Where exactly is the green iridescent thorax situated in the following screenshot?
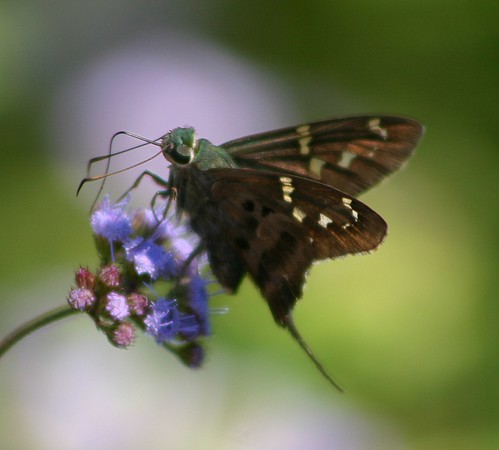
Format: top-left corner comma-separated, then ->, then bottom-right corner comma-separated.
194,138 -> 238,170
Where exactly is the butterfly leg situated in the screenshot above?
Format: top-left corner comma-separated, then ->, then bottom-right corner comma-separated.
116,170 -> 176,223
150,185 -> 177,223
118,170 -> 169,200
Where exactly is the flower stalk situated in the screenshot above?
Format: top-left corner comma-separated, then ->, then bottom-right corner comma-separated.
0,306 -> 79,357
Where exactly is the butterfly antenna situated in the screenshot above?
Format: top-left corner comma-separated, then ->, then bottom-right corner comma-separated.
85,131 -> 162,174
77,149 -> 163,209
285,316 -> 343,392
78,131 -> 163,211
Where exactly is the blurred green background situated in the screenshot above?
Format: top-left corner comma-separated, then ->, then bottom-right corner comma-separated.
1,1 -> 498,449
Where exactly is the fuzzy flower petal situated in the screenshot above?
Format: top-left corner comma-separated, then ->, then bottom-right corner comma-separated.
70,195 -> 224,369
144,298 -> 179,343
105,292 -> 130,320
188,274 -> 211,335
125,238 -> 178,279
141,207 -> 171,239
91,195 -> 133,242
173,236 -> 198,261
67,288 -> 96,311
177,314 -> 201,340
145,298 -> 201,343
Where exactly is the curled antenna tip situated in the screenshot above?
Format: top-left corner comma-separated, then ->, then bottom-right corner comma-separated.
76,178 -> 88,196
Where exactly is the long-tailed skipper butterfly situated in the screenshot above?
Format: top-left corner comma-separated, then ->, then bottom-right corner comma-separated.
80,115 -> 423,390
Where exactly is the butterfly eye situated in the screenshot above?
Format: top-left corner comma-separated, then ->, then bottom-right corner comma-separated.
167,143 -> 195,166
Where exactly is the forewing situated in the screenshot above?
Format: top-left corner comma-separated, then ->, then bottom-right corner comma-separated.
205,168 -> 387,324
222,115 -> 423,197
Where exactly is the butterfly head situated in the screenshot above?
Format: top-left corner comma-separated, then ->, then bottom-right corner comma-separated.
161,127 -> 197,166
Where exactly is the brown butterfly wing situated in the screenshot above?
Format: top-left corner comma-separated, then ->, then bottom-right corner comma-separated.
222,115 -> 423,197
199,169 -> 386,325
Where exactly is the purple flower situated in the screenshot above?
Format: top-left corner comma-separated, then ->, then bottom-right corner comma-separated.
173,235 -> 199,261
141,207 -> 171,239
68,288 -> 96,311
177,314 -> 202,340
105,292 -> 130,320
188,274 -> 211,336
91,195 -> 133,242
67,195 -> 225,367
144,298 -> 179,342
144,298 -> 201,343
124,237 -> 178,279
144,202 -> 201,260
111,322 -> 135,348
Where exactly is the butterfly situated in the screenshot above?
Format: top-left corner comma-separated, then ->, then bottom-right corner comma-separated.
81,114 -> 423,389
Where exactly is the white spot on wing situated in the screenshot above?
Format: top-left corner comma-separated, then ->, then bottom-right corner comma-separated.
309,157 -> 326,178
296,125 -> 312,155
342,197 -> 358,222
368,118 -> 388,139
318,213 -> 333,228
280,176 -> 294,203
337,152 -> 356,168
292,207 -> 306,222
299,137 -> 312,155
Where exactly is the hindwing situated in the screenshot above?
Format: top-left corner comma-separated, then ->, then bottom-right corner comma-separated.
198,168 -> 386,325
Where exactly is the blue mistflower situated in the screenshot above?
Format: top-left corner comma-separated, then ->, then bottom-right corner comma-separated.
67,288 -> 96,311
177,314 -> 202,340
141,207 -> 173,240
144,298 -> 180,343
125,237 -> 178,280
91,195 -> 133,242
188,273 -> 211,336
145,298 -> 201,343
64,195 -> 224,365
105,292 -> 130,320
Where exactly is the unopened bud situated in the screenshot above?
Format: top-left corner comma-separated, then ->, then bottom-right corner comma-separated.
75,267 -> 95,289
99,264 -> 121,287
111,322 -> 135,348
128,293 -> 149,316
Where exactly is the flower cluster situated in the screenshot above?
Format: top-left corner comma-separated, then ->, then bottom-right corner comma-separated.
67,196 -> 217,368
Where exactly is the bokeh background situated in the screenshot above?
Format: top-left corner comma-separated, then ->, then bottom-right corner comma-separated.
1,1 -> 498,449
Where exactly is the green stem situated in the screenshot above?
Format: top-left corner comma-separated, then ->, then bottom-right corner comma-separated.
0,306 -> 80,358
